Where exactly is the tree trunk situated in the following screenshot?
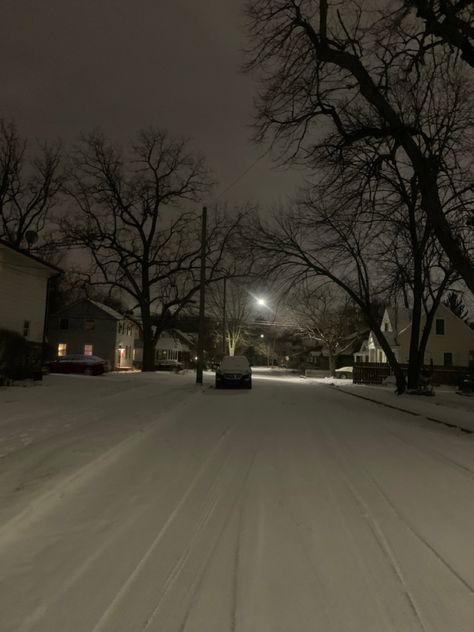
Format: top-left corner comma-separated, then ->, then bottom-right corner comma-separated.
328,353 -> 336,377
407,262 -> 423,390
370,321 -> 406,394
142,329 -> 156,371
141,306 -> 155,372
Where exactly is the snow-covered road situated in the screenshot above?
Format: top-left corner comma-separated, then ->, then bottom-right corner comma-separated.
1,370 -> 473,631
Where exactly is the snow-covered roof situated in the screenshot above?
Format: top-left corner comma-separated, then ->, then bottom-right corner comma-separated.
0,238 -> 62,275
88,300 -> 125,321
386,306 -> 412,334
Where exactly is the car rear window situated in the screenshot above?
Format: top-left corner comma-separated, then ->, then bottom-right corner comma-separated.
220,356 -> 250,370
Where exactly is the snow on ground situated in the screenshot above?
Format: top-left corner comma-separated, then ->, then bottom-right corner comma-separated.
310,375 -> 474,432
0,369 -> 473,631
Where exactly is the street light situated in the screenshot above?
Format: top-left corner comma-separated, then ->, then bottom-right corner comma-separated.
256,297 -> 267,307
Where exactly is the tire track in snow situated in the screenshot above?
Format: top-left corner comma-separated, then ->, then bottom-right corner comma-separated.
278,418 -> 403,632
172,449 -> 258,632
368,472 -> 474,593
318,416 -> 474,631
323,416 -> 474,595
138,444 -> 240,631
318,425 -> 429,632
89,422 -> 237,632
0,389 -> 200,550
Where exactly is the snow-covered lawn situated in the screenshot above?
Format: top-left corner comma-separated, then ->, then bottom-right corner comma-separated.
1,369 -> 473,631
310,376 -> 474,432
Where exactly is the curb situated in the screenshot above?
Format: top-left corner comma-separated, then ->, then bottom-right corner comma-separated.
332,386 -> 473,435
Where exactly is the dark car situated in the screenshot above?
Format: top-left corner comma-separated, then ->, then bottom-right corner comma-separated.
46,354 -> 108,376
156,359 -> 184,371
215,355 -> 252,389
457,372 -> 474,393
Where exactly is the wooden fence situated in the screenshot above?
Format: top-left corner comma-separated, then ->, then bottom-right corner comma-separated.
353,363 -> 469,386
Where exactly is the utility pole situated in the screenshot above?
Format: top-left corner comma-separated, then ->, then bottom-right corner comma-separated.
222,276 -> 227,356
196,205 -> 207,384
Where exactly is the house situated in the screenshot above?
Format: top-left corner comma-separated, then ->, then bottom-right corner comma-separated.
354,304 -> 474,368
0,239 -> 60,344
133,330 -> 195,368
47,299 -> 138,369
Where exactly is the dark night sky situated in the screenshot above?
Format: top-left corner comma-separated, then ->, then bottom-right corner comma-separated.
1,0 -> 301,206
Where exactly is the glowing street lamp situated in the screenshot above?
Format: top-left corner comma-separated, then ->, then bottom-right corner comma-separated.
256,297 -> 267,307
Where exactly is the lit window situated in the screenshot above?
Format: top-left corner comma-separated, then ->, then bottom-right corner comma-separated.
435,319 -> 445,335
84,344 -> 93,356
23,320 -> 30,337
84,319 -> 95,331
58,343 -> 67,356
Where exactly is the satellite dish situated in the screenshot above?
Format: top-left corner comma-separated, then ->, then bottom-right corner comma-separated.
25,231 -> 38,248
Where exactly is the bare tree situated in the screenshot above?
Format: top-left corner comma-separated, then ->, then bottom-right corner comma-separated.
248,148 -> 458,393
209,279 -> 254,356
289,284 -> 361,376
404,1 -> 474,66
0,120 -> 62,249
62,128 -> 244,371
336,138 -> 458,388
244,1 -> 474,293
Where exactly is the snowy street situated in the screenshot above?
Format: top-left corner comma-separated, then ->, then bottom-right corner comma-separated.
1,370 -> 474,631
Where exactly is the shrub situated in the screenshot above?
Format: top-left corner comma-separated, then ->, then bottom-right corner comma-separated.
0,329 -> 42,381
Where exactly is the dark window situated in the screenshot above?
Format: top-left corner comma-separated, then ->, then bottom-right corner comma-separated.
84,319 -> 95,331
59,318 -> 69,330
384,323 -> 389,331
444,352 -> 453,367
23,320 -> 30,337
435,319 -> 445,335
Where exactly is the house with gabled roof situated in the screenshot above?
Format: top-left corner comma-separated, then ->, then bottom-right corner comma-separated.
133,329 -> 195,368
47,298 -> 138,369
354,304 -> 474,368
0,238 -> 61,344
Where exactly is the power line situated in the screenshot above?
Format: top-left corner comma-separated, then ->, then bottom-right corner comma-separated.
214,147 -> 272,202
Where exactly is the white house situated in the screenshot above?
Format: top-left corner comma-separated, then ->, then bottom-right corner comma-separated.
0,239 -> 60,343
354,304 -> 474,367
47,299 -> 138,369
133,330 -> 195,367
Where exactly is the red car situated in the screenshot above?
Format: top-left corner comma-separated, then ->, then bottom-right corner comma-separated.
46,354 -> 108,376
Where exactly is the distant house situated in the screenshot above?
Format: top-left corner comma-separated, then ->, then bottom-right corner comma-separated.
47,299 -> 138,369
0,239 -> 60,344
354,304 -> 474,367
133,330 -> 195,368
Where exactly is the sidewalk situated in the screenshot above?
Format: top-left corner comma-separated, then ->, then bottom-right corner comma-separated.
320,378 -> 474,434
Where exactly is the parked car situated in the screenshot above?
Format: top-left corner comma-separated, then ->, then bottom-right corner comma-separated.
215,355 -> 252,389
46,354 -> 108,376
334,366 -> 353,379
156,359 -> 184,371
457,371 -> 474,393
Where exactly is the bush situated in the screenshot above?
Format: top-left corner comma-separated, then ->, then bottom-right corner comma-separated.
0,329 -> 43,381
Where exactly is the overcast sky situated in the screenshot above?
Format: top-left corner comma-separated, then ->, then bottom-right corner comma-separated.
1,0 -> 301,207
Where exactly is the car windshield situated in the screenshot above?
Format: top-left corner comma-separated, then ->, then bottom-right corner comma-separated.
220,356 -> 250,371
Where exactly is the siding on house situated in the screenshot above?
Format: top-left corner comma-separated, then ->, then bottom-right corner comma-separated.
357,304 -> 474,368
400,304 -> 474,366
0,241 -> 59,343
47,300 -> 137,369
